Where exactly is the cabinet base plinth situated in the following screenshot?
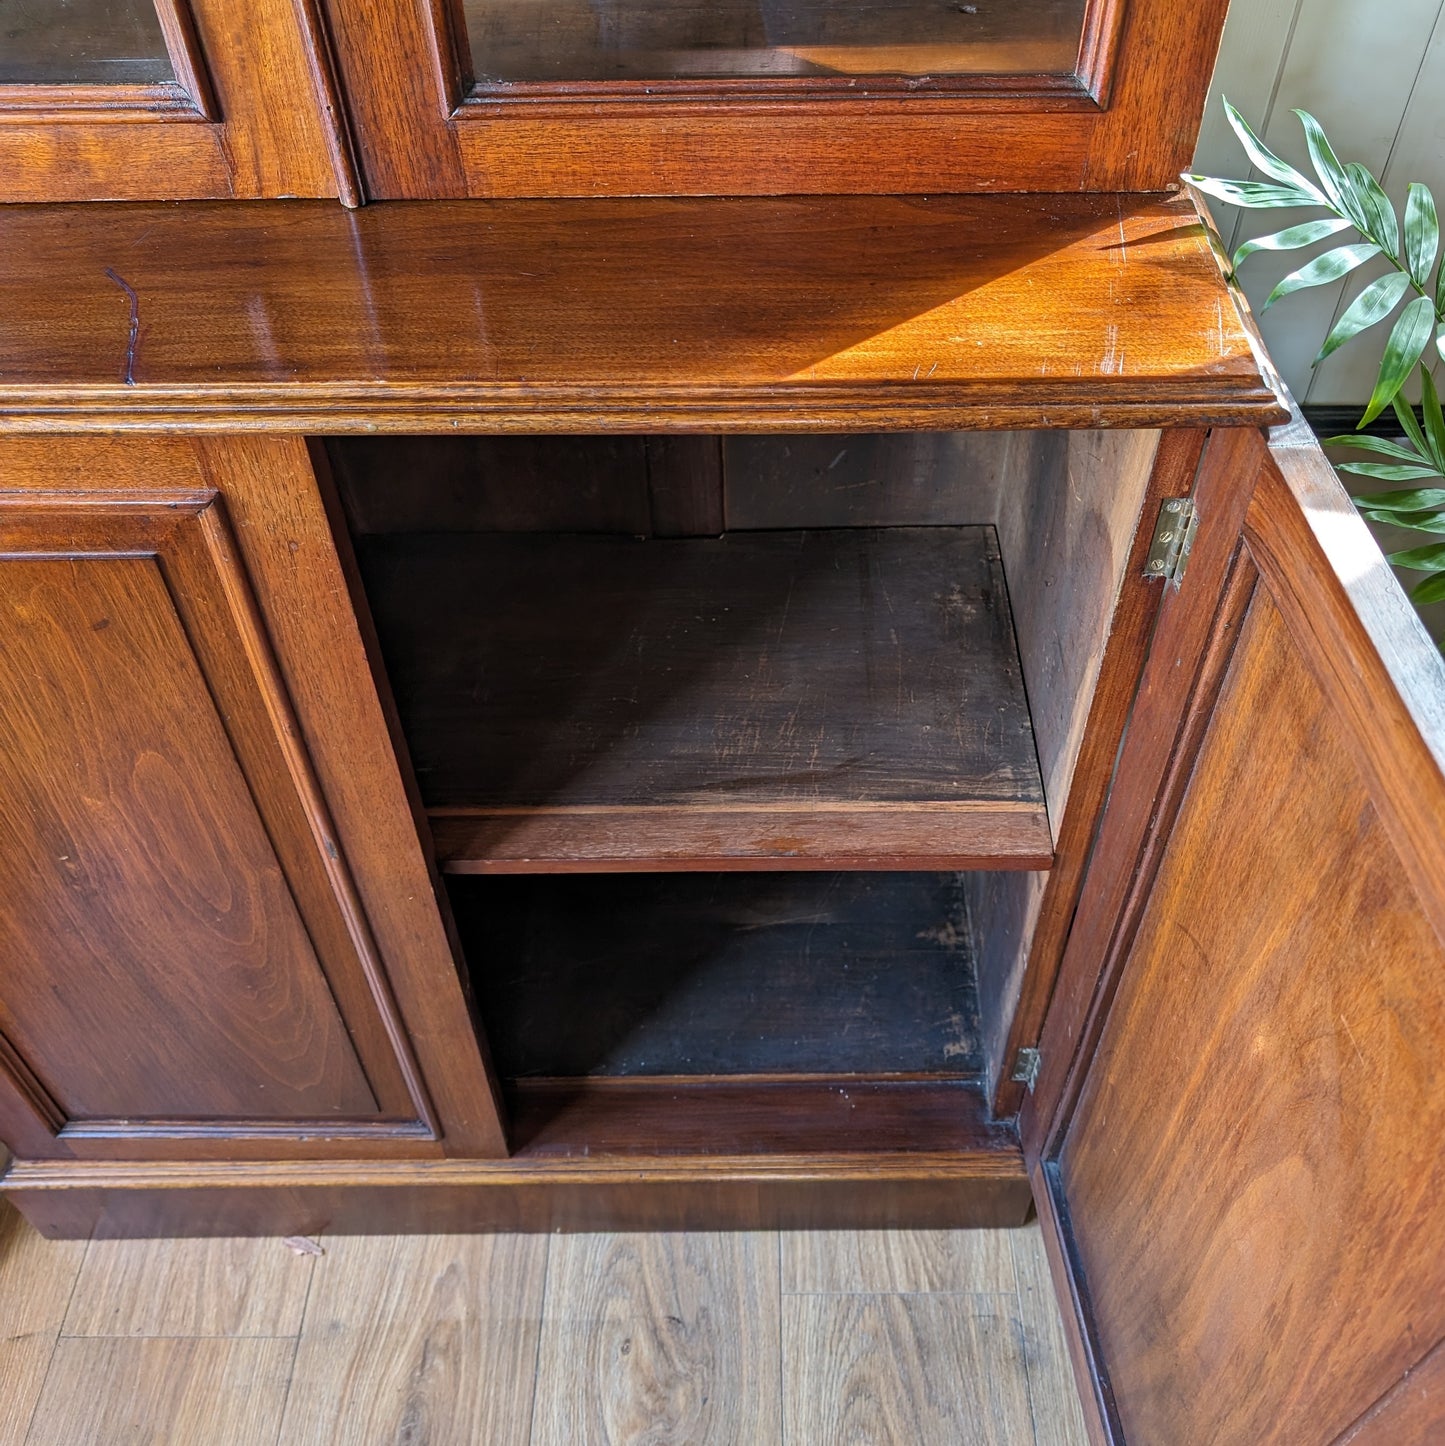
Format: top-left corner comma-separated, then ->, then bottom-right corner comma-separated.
1,1153 -> 1031,1238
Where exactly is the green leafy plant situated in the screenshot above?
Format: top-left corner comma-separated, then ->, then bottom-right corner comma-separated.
1186,101 -> 1445,611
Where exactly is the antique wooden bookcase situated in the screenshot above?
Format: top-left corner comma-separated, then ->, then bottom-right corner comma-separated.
1,4 -> 1443,1444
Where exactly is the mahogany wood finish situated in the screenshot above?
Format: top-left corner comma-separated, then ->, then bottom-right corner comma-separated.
978,427 -> 1194,1110
0,0 -> 354,202
361,527 -> 1051,871
0,485 -> 430,1156
1,1151 -> 1033,1238
0,193 -> 1284,434
0,436 -> 508,1164
1031,415 -> 1445,1445
321,0 -> 1228,197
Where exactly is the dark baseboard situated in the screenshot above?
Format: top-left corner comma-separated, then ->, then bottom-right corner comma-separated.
1302,403 -> 1424,440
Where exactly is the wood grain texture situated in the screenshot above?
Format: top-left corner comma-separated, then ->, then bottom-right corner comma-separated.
26,1337 -> 295,1446
2,1148 -> 1031,1237
0,525 -> 381,1134
0,0 -> 342,200
323,0 -> 1224,196
363,528 -> 1049,870
0,434 -> 507,1160
1022,424 -> 1261,1161
1033,419 -> 1445,1446
983,427 -> 1202,1113
1060,589 -> 1445,1446
0,1211 -> 1090,1443
781,1228 -> 1014,1296
504,1079 -> 1019,1160
204,436 -> 509,1158
782,1294 -> 1035,1445
534,1232 -> 781,1445
1009,1225 -> 1089,1446
278,1233 -> 548,1445
0,193 -> 1283,433
62,1236 -> 315,1337
1335,1337 -> 1445,1446
0,1199 -> 86,1445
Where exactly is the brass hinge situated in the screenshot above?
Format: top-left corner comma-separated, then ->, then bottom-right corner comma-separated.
1144,498 -> 1199,588
1011,1047 -> 1042,1092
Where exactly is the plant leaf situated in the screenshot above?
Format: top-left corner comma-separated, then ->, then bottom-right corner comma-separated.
1314,271 -> 1410,362
1295,110 -> 1369,230
1359,507 -> 1445,532
1420,366 -> 1445,470
1362,296 -> 1438,425
1223,98 -> 1327,200
1437,321 -> 1445,364
1265,243 -> 1381,309
1393,393 -> 1435,462
1346,162 -> 1399,256
1350,486 -> 1445,513
1405,183 -> 1440,286
1323,432 -> 1428,463
1336,462 -> 1444,481
1411,571 -> 1445,604
1387,542 -> 1445,571
1183,175 -> 1319,209
1233,216 -> 1352,268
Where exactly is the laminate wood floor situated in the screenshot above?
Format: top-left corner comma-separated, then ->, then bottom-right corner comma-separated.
0,1199 -> 1087,1445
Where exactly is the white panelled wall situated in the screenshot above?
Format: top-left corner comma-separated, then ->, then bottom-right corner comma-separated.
1195,0 -> 1445,407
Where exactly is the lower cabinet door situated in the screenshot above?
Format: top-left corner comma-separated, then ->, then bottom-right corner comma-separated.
1029,416 -> 1445,1445
0,483 -> 439,1157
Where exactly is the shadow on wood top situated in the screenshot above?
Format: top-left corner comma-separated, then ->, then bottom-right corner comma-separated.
0,192 -> 1285,432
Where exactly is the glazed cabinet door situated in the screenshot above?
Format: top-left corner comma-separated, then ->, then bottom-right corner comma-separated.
0,0 -> 354,201
0,437 -> 504,1163
321,0 -> 1228,197
1029,416 -> 1445,1444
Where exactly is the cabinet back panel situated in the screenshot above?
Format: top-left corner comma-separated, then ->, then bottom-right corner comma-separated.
0,558 -> 376,1122
448,871 -> 983,1079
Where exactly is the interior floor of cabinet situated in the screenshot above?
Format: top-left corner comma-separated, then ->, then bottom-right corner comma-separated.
448,871 -> 983,1080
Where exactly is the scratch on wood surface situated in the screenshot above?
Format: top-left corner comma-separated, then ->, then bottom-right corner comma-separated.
103,267 -> 140,386
1100,323 -> 1124,376
1340,1013 -> 1367,1071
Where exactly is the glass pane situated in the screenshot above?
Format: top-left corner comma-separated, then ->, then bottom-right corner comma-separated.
463,0 -> 1088,84
0,0 -> 175,84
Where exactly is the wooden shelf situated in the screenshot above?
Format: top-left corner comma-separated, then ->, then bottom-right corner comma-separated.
358,526 -> 1053,870
0,192 -> 1283,432
449,872 -> 984,1080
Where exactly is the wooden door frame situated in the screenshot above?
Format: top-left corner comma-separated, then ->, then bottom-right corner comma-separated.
321,0 -> 1230,197
1021,414 -> 1445,1442
0,0 -> 359,201
0,435 -> 508,1163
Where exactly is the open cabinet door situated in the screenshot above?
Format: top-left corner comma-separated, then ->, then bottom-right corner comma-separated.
1024,414 -> 1445,1446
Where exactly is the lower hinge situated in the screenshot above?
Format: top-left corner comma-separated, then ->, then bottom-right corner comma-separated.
1011,1047 -> 1042,1092
1144,497 -> 1199,588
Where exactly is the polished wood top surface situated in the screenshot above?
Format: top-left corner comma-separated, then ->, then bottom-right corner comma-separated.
0,192 -> 1283,432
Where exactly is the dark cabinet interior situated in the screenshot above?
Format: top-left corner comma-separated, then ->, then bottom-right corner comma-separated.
322,428 -> 1157,1157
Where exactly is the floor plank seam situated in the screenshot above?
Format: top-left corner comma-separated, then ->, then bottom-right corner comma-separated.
273,1233 -> 322,1446
21,1227 -> 91,1446
524,1233 -> 554,1446
775,1233 -> 786,1446
1009,1234 -> 1046,1446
